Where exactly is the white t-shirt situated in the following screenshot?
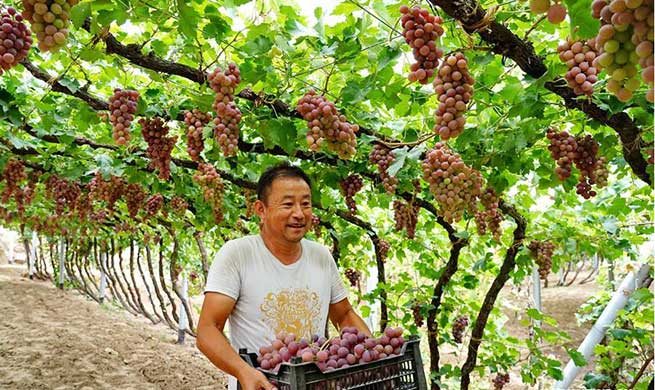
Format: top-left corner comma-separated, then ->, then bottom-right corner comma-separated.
204,235 -> 349,390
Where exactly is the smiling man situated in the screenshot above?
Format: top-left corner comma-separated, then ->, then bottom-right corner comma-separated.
197,162 -> 371,390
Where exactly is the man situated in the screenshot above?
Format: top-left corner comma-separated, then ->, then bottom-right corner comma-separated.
197,162 -> 371,390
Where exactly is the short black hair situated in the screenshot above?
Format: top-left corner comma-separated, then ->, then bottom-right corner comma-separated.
257,162 -> 312,204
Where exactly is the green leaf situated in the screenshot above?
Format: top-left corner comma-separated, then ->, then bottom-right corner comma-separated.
562,0 -> 600,39
177,0 -> 198,40
526,308 -> 544,321
567,349 -> 587,367
258,118 -> 298,154
70,2 -> 92,29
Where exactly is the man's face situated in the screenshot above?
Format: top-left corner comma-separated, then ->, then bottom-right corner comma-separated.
256,177 -> 312,243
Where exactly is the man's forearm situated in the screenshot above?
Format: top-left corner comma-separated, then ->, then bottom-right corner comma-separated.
338,308 -> 372,336
196,323 -> 253,381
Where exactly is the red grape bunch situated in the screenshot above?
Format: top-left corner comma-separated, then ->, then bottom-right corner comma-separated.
144,193 -> 163,218
256,327 -> 406,373
422,142 -> 484,223
433,52 -> 474,140
193,163 -> 225,224
88,172 -> 125,212
451,315 -> 469,344
1,158 -> 27,204
296,91 -> 359,159
169,195 -> 188,215
208,63 -> 241,157
139,117 -> 177,180
339,174 -> 363,214
399,5 -> 444,84
311,214 -> 322,238
412,302 -> 424,327
44,175 -> 80,216
528,240 -> 555,279
183,109 -> 210,161
557,38 -> 600,95
475,188 -> 503,241
573,134 -> 608,198
108,89 -> 139,145
75,191 -> 92,222
529,0 -> 568,24
378,239 -> 390,261
546,128 -> 578,180
344,268 -> 361,287
0,7 -> 32,74
591,0 -> 654,102
124,183 -> 146,218
393,200 -> 419,239
493,373 -> 511,390
369,144 -> 398,194
21,0 -> 78,51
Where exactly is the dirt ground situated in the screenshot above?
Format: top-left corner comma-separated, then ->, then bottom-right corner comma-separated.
0,264 -> 227,390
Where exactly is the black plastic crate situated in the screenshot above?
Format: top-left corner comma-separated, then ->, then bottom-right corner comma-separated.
237,336 -> 427,390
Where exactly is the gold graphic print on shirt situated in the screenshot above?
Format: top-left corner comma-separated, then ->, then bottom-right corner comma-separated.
260,288 -> 321,337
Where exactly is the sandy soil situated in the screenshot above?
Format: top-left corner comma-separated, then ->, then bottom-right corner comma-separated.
0,264 -> 227,390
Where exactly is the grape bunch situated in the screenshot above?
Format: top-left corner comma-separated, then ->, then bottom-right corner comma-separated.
399,5 -> 444,84
193,163 -> 225,224
183,109 -> 210,161
528,240 -> 555,279
393,200 -> 419,239
88,172 -> 125,212
412,302 -> 424,327
208,63 -> 241,157
592,0 -> 654,102
44,175 -> 80,216
1,158 -> 27,204
124,183 -> 146,218
369,144 -> 398,194
139,117 -> 177,180
21,0 -> 78,52
244,188 -> 256,218
144,194 -> 163,218
493,373 -> 511,390
557,38 -> 600,96
75,191 -> 92,222
108,89 -> 139,145
311,214 -> 322,238
339,174 -> 363,214
256,327 -> 405,373
451,315 -> 469,344
546,128 -> 577,180
574,134 -> 608,198
378,239 -> 390,261
344,268 -> 361,287
0,7 -> 32,74
422,142 -> 483,223
169,195 -> 188,215
433,52 -> 474,140
475,188 -> 503,241
296,91 -> 359,159
529,0 -> 568,24
22,178 -> 36,206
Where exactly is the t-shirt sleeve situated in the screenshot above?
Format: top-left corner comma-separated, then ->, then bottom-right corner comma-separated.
327,249 -> 349,304
204,241 -> 241,300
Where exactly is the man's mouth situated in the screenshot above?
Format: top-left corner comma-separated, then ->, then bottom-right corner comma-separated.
288,224 -> 305,228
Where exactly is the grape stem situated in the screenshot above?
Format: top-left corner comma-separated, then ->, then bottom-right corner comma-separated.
523,14 -> 547,41
376,133 -> 436,148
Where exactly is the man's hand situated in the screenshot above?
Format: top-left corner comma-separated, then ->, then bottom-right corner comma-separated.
238,366 -> 277,390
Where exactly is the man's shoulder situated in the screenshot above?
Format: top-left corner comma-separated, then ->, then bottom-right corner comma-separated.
302,238 -> 331,259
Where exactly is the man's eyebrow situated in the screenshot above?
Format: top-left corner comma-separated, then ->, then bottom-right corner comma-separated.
280,194 -> 311,199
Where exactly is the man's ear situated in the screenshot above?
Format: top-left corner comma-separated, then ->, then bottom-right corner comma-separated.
254,199 -> 266,220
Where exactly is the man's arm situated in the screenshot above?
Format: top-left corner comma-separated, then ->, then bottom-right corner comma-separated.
328,297 -> 372,337
196,292 -> 275,390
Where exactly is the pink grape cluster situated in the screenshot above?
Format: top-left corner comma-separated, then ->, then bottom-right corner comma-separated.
139,117 -> 177,180
451,315 -> 469,344
557,39 -> 600,96
193,163 -> 225,224
474,188 -> 503,241
0,7 -> 32,74
169,195 -> 188,215
493,373 -> 511,390
184,109 -> 210,161
144,193 -> 163,218
378,239 -> 390,261
1,158 -> 27,205
44,175 -> 80,216
344,268 -> 361,287
256,327 -> 405,373
412,302 -> 424,327
529,0 -> 568,24
311,214 -> 321,238
399,5 -> 444,84
124,183 -> 146,219
433,52 -> 475,140
369,144 -> 398,194
108,89 -> 139,145
546,128 -> 577,180
22,0 -> 78,51
208,63 -> 241,156
393,200 -> 419,239
528,240 -> 555,279
296,91 -> 359,159
422,142 -> 483,223
339,174 -> 363,214
592,0 -> 654,102
88,172 -> 125,212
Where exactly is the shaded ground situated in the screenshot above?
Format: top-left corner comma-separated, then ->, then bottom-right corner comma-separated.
0,264 -> 227,390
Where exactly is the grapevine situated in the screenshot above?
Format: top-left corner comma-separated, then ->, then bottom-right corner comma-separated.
108,89 -> 139,145
184,109 -> 210,161
368,144 -> 397,194
422,142 -> 483,223
433,52 -> 474,140
0,6 -> 31,74
208,63 -> 241,156
21,0 -> 78,51
139,117 -> 176,180
296,91 -> 359,159
399,5 -> 444,84
193,163 -> 225,224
